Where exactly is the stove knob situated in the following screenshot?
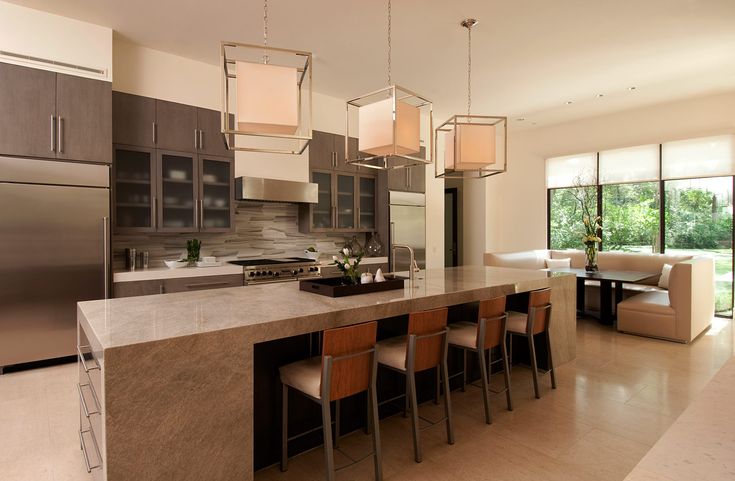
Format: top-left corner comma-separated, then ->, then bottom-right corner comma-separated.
255,271 -> 261,276
249,272 -> 255,277
274,272 -> 280,277
292,269 -> 299,276
267,270 -> 273,276
299,267 -> 304,273
310,267 -> 318,272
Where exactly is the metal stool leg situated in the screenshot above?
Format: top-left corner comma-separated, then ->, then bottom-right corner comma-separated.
321,400 -> 336,481
407,371 -> 422,463
281,383 -> 288,472
546,331 -> 556,389
442,359 -> 455,444
365,391 -> 372,435
477,348 -> 492,424
501,340 -> 513,411
528,335 -> 540,399
369,383 -> 383,481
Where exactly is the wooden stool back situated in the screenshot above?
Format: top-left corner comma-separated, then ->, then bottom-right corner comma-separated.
528,288 -> 552,335
407,307 -> 449,372
321,321 -> 378,401
478,296 -> 507,349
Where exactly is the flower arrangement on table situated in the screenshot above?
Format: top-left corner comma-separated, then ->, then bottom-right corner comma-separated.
582,216 -> 602,272
331,248 -> 363,285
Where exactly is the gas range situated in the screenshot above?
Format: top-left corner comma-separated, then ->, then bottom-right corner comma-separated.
228,257 -> 321,284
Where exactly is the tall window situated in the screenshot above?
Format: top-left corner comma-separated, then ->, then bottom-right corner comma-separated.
602,183 -> 660,252
546,135 -> 735,317
665,177 -> 733,316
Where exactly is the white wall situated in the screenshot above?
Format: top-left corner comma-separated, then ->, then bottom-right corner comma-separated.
477,90 -> 735,257
0,1 -> 112,81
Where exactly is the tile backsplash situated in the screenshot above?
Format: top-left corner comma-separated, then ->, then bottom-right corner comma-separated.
112,202 -> 369,271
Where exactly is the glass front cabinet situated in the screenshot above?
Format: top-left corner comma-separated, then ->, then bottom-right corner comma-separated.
301,170 -> 376,233
113,145 -> 233,233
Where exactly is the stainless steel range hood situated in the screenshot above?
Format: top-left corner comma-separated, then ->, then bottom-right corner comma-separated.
235,177 -> 318,204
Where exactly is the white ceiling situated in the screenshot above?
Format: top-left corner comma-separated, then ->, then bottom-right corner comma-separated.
8,0 -> 735,128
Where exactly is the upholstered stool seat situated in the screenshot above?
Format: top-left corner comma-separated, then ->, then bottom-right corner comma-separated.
447,321 -> 478,349
280,358 -> 321,399
505,312 -> 528,334
376,336 -> 408,371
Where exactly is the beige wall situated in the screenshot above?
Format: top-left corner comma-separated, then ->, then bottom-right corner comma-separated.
0,1 -> 112,81
472,90 -> 735,258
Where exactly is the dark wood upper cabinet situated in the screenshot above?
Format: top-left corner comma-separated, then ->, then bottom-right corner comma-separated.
155,100 -> 198,153
197,108 -> 233,158
386,147 -> 426,193
0,62 -> 57,159
309,130 -> 335,170
0,62 -> 111,163
56,73 -> 112,163
113,92 -> 155,148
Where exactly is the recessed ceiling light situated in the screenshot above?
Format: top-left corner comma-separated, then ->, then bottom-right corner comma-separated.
596,93 -> 605,98
628,86 -> 637,91
565,100 -> 574,105
516,117 -> 526,122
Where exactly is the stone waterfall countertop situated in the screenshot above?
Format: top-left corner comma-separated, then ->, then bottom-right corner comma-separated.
80,266 -> 571,350
624,355 -> 735,481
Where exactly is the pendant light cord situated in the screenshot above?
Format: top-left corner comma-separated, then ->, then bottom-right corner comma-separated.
263,0 -> 269,64
467,22 -> 472,116
387,0 -> 392,85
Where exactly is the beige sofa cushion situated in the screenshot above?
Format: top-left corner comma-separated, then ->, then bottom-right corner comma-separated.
484,250 -> 550,270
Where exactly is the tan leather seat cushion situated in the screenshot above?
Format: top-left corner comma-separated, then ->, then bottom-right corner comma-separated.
506,311 -> 528,334
617,290 -> 674,316
376,336 -> 407,371
280,357 -> 321,399
448,321 -> 478,349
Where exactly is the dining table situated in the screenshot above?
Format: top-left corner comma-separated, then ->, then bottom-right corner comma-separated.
555,268 -> 660,325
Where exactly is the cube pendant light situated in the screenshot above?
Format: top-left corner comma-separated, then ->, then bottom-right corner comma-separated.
235,61 -> 299,135
345,0 -> 433,171
435,19 -> 507,179
220,1 -> 312,155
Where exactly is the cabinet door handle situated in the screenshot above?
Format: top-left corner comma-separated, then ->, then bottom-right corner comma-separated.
50,115 -> 56,152
194,129 -> 199,150
78,429 -> 102,473
153,196 -> 158,228
152,122 -> 157,144
57,116 -> 63,153
199,130 -> 204,150
159,284 -> 165,294
77,345 -> 100,373
199,199 -> 204,230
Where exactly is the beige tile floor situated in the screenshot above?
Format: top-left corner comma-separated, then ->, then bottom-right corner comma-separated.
1,318 -> 732,481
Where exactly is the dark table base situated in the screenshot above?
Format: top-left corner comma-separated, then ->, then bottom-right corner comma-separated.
576,277 -> 625,325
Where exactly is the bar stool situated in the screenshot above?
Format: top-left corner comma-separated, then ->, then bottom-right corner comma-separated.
376,307 -> 454,463
279,321 -> 382,481
447,296 -> 513,424
507,288 -> 556,399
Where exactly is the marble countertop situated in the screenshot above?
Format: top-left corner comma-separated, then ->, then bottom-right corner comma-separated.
80,266 -> 570,350
624,356 -> 735,481
113,264 -> 243,282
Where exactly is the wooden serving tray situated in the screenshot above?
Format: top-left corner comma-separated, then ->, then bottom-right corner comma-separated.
299,275 -> 405,297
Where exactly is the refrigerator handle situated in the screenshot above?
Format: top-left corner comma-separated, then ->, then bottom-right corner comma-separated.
103,216 -> 110,299
50,115 -> 56,152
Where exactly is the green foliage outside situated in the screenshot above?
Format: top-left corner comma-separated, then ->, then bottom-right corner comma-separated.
549,179 -> 733,315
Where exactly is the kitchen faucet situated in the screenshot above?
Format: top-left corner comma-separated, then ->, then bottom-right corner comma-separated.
391,243 -> 419,281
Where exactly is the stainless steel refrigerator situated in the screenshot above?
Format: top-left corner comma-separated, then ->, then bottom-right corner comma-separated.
0,157 -> 110,368
389,191 -> 426,272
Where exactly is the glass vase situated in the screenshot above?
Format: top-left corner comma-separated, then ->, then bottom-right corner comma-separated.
584,243 -> 599,272
366,232 -> 383,257
351,235 -> 364,257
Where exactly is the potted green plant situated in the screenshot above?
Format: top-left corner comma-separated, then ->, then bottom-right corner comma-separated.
186,239 -> 201,266
331,248 -> 363,285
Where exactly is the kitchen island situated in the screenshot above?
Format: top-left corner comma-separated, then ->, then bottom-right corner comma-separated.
77,266 -> 576,481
